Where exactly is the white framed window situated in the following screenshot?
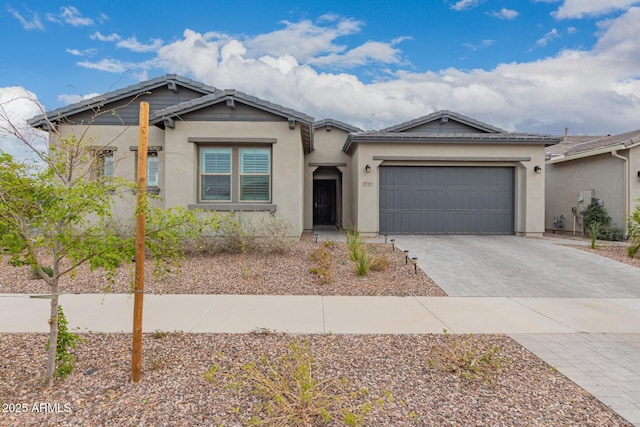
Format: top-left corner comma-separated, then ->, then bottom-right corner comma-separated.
200,148 -> 232,201
239,148 -> 270,201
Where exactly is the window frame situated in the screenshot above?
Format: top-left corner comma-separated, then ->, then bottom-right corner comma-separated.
92,148 -> 115,181
130,146 -> 162,194
198,145 -> 272,204
239,148 -> 271,202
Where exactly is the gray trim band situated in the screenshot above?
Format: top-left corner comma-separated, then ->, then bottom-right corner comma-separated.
188,137 -> 277,144
372,156 -> 531,162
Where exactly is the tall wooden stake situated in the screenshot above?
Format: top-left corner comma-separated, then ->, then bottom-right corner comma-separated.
131,101 -> 149,383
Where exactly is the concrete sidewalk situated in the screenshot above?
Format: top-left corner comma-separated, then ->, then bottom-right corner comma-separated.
1,293 -> 639,334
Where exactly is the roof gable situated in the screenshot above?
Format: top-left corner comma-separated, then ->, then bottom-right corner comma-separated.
149,90 -> 315,153
381,110 -> 505,134
314,118 -> 362,133
28,74 -> 216,128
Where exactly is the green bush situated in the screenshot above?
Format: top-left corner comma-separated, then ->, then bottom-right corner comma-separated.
45,305 -> 84,380
627,204 -> 640,258
582,198 -> 622,241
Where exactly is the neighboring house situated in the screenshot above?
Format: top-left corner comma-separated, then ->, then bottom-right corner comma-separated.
545,130 -> 640,236
29,74 -> 560,237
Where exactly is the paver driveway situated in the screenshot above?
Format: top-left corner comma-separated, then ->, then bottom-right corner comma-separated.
394,235 -> 640,297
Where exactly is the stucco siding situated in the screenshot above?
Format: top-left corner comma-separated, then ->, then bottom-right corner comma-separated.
546,153 -> 626,233
351,143 -> 546,236
162,121 -> 305,236
304,127 -> 352,229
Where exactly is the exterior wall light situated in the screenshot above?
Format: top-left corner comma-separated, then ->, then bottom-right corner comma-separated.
365,164 -> 371,173
534,165 -> 542,174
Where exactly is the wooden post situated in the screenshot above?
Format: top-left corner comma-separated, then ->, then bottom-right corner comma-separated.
131,101 -> 149,383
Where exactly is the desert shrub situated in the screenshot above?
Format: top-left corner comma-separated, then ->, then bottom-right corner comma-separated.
205,339 -> 376,426
346,228 -> 363,262
309,245 -> 333,285
188,213 -> 252,255
254,214 -> 293,254
354,250 -> 372,277
369,254 -> 389,272
436,330 -> 503,382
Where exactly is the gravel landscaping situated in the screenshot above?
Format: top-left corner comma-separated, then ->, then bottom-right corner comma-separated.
0,333 -> 632,426
0,233 -> 445,297
568,244 -> 640,269
1,233 -> 637,426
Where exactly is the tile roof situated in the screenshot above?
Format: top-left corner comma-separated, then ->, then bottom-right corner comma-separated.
27,74 -> 216,128
314,118 -> 362,133
148,90 -> 315,153
380,110 -> 505,133
547,130 -> 640,159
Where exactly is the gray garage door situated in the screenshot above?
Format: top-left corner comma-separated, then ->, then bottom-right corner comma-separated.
379,166 -> 514,235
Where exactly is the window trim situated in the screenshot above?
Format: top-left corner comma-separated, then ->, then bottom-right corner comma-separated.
200,147 -> 233,202
130,146 -> 162,194
91,148 -> 115,181
197,145 -> 272,204
239,148 -> 271,202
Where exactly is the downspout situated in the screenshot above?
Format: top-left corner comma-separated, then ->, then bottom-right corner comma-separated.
611,150 -> 629,238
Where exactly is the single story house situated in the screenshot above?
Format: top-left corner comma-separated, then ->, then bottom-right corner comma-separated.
29,74 -> 560,237
545,130 -> 640,236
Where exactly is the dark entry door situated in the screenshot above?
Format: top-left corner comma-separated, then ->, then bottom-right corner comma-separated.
313,180 -> 335,225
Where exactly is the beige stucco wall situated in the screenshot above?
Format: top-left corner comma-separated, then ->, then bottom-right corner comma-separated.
54,124 -> 166,224
162,121 -> 305,236
628,146 -> 640,218
303,127 -> 352,230
545,152 -> 627,233
349,143 -> 547,236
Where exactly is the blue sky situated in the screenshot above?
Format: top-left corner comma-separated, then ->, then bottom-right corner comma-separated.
1,0 -> 640,151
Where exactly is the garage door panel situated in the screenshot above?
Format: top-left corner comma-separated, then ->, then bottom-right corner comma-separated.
379,166 -> 514,235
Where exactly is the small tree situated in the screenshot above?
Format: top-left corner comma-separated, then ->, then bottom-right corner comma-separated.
0,93 -> 219,386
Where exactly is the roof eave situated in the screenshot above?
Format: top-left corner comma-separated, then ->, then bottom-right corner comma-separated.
548,142 -> 640,164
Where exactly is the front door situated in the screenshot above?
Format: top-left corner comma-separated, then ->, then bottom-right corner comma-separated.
313,180 -> 335,225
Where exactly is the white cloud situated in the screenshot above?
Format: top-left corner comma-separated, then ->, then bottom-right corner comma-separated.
536,28 -> 560,46
116,36 -> 163,53
91,31 -> 121,42
309,40 -> 406,68
46,6 -> 94,26
66,48 -> 97,57
554,0 -> 640,19
69,9 -> 640,135
246,17 -> 363,63
7,6 -> 44,30
463,39 -> 495,51
450,0 -> 480,11
77,58 -> 133,73
490,8 -> 519,20
0,87 -> 47,161
57,92 -> 100,105
59,6 -> 93,26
